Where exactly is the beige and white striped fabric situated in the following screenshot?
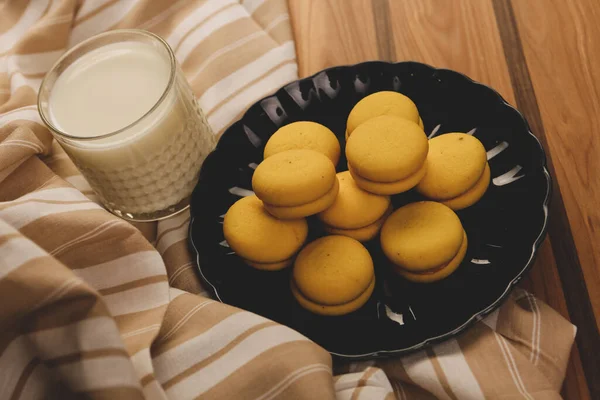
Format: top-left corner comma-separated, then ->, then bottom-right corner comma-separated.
0,1 -> 576,399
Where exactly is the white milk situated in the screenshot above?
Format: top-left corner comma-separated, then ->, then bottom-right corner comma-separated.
48,41 -> 215,217
50,42 -> 171,137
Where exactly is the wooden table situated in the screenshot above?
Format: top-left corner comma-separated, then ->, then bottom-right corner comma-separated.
288,1 -> 600,398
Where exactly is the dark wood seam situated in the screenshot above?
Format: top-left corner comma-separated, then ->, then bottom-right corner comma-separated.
492,0 -> 600,397
372,0 -> 396,61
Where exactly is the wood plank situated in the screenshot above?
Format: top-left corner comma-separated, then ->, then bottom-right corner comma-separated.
387,0 -> 515,104
493,0 -> 600,397
509,3 -> 600,310
509,0 -> 600,327
290,0 -> 379,77
289,0 -> 589,397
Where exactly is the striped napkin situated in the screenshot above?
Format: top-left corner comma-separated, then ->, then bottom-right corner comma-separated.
0,1 -> 576,399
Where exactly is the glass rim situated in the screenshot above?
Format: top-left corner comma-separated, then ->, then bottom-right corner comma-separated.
37,29 -> 177,141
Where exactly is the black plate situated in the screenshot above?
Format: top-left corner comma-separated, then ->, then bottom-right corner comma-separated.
189,61 -> 551,358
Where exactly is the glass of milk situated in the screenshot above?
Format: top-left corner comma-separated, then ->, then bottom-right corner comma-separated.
38,30 -> 216,221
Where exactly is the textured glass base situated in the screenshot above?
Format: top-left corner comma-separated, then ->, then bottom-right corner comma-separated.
106,196 -> 190,222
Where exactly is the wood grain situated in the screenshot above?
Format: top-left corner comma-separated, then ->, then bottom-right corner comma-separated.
509,2 -> 600,297
509,0 -> 600,327
492,0 -> 600,396
288,0 -> 594,397
290,0 -> 379,77
387,0 -> 515,104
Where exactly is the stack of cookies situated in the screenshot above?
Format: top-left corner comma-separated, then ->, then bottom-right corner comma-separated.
223,91 -> 491,316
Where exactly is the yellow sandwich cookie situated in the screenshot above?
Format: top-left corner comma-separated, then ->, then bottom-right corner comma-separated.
264,121 -> 341,166
348,162 -> 427,196
324,205 -> 392,242
416,133 -> 489,209
346,91 -> 421,138
264,177 -> 339,219
381,201 -> 467,282
292,236 -> 375,315
347,117 -> 424,139
348,117 -> 424,139
319,171 -> 391,228
318,171 -> 391,240
223,195 -> 308,270
442,163 -> 491,210
346,116 -> 428,194
346,116 -> 428,182
394,231 -> 467,283
252,149 -> 338,218
291,278 -> 375,316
